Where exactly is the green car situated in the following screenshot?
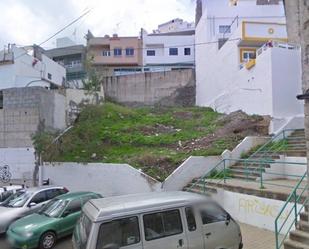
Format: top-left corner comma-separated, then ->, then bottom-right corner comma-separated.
7,191 -> 102,249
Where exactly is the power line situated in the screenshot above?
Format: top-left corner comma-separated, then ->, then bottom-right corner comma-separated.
13,9 -> 92,61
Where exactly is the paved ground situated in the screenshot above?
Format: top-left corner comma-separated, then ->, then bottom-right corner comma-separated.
0,222 -> 276,249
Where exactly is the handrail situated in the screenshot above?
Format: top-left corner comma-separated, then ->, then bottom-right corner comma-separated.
275,172 -> 308,249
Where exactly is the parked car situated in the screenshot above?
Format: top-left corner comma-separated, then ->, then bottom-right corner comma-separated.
72,191 -> 243,249
0,185 -> 24,205
7,191 -> 102,249
0,186 -> 68,234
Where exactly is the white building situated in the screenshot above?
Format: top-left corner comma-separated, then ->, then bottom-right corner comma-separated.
154,18 -> 195,34
142,30 -> 195,72
0,44 -> 66,90
195,0 -> 303,132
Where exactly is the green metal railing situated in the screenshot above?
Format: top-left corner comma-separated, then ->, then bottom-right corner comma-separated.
275,172 -> 309,249
186,158 -> 306,193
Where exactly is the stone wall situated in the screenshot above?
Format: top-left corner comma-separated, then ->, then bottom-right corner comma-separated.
102,69 -> 195,107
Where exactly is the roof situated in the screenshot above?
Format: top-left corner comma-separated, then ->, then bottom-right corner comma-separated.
148,30 -> 195,36
86,191 -> 208,222
24,185 -> 65,193
56,191 -> 97,201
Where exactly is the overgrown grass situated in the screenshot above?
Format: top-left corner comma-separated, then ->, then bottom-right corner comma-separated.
41,103 -> 249,181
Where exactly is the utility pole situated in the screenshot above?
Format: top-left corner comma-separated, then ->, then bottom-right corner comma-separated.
284,0 -> 309,223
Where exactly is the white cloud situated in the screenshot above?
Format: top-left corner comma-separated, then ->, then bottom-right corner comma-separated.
0,0 -> 194,49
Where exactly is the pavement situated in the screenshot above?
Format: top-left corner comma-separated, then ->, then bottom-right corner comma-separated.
0,222 -> 277,249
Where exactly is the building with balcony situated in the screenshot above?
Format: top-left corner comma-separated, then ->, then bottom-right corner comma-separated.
87,32 -> 143,76
0,44 -> 66,90
195,0 -> 303,132
142,29 -> 195,72
44,39 -> 86,88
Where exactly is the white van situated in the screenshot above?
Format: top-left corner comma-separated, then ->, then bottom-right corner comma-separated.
73,191 -> 243,249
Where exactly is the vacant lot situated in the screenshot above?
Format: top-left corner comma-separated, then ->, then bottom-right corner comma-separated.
40,103 -> 269,180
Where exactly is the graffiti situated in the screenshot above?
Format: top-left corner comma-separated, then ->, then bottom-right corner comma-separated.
0,165 -> 12,183
239,198 -> 289,220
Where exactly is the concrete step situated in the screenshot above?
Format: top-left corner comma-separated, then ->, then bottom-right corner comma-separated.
284,239 -> 309,249
286,152 -> 307,157
300,212 -> 308,222
184,184 -> 218,195
230,169 -> 261,177
290,230 -> 309,245
230,173 -> 258,181
230,165 -> 268,170
298,220 -> 309,232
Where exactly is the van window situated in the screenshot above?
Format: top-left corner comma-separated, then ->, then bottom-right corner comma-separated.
185,207 -> 197,231
96,216 -> 140,249
143,209 -> 183,241
200,203 -> 227,224
79,213 -> 92,249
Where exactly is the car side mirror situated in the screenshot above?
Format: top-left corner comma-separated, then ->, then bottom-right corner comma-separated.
29,202 -> 37,208
225,213 -> 231,226
103,244 -> 119,249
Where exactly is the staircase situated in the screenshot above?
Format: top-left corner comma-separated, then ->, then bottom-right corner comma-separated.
284,205 -> 309,249
228,129 -> 306,181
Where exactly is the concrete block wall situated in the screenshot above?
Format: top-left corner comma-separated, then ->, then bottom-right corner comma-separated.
0,87 -> 66,148
102,69 -> 196,107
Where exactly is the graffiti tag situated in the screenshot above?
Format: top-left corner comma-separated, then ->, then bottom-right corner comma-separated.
0,165 -> 12,183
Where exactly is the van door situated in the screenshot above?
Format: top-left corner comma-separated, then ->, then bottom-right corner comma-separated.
184,207 -> 204,249
142,209 -> 188,249
197,202 -> 240,249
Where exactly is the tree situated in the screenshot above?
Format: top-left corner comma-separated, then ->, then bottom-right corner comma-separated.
82,57 -> 104,105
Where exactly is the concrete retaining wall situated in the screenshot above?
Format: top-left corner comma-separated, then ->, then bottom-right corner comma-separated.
102,69 -> 195,107
41,162 -> 161,197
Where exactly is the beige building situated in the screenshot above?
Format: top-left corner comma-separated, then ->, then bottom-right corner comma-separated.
87,33 -> 143,76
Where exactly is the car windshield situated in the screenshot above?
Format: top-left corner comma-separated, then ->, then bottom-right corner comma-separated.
39,198 -> 68,218
1,191 -> 31,208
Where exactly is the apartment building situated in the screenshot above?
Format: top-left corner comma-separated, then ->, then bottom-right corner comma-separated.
195,0 -> 303,132
87,32 -> 143,76
0,44 -> 66,90
153,18 -> 195,34
142,29 -> 195,72
44,38 -> 86,88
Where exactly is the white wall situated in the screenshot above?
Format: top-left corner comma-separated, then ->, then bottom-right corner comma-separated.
42,163 -> 161,197
214,189 -> 301,234
162,156 -> 220,191
143,34 -> 195,66
0,147 -> 35,182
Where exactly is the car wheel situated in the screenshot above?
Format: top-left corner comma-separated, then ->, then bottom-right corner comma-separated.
39,231 -> 56,249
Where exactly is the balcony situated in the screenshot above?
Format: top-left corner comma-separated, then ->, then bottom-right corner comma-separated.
239,21 -> 287,47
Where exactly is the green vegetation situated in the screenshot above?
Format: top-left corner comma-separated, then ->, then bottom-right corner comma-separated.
40,103 -> 261,181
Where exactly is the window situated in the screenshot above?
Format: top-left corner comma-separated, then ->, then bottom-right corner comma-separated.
200,203 -> 227,225
65,199 -> 82,214
256,0 -> 279,5
241,50 -> 256,62
143,209 -> 183,241
218,38 -> 228,49
126,48 -> 134,56
0,91 -> 3,109
169,48 -> 178,56
147,50 -> 156,56
79,213 -> 92,249
46,189 -> 61,200
184,48 -> 191,56
219,25 -> 231,34
114,48 -> 122,56
96,216 -> 140,249
185,207 -> 196,231
47,73 -> 52,80
31,191 -> 47,204
102,51 -> 111,56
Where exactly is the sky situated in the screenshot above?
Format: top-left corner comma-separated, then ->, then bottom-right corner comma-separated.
0,0 -> 195,49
